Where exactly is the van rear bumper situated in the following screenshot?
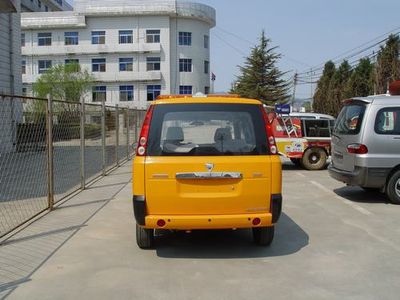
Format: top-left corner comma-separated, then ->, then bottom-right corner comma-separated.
143,213 -> 273,230
328,165 -> 389,188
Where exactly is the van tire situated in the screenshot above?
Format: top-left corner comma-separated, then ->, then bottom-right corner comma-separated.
136,223 -> 154,249
386,171 -> 400,205
252,226 -> 274,246
301,148 -> 327,170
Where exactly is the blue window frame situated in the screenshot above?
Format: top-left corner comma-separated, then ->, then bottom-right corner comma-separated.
65,32 -> 79,45
179,58 -> 192,72
38,60 -> 52,74
179,85 -> 192,95
120,85 -> 134,101
146,57 -> 161,71
119,30 -> 133,44
119,58 -> 133,71
92,58 -> 106,72
179,32 -> 192,46
204,60 -> 209,74
91,31 -> 106,44
38,33 -> 51,46
21,33 -> 25,47
147,85 -> 161,101
22,60 -> 26,74
92,86 -> 106,102
146,30 -> 160,43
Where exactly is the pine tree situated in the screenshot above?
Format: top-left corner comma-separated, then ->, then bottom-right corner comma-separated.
313,61 -> 336,113
231,31 -> 290,104
326,61 -> 352,116
375,34 -> 400,94
343,58 -> 374,98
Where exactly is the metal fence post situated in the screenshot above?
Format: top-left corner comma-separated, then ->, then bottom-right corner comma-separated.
80,99 -> 85,190
46,95 -> 54,210
115,104 -> 119,167
126,109 -> 130,160
102,100 -> 106,176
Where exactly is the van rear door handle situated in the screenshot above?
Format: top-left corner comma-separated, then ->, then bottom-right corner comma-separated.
176,172 -> 242,179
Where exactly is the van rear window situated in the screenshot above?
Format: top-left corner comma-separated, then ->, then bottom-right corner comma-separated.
147,104 -> 269,156
334,103 -> 366,135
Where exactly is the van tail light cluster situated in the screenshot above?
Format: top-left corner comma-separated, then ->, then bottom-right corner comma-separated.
259,105 -> 278,155
347,143 -> 368,154
136,105 -> 155,157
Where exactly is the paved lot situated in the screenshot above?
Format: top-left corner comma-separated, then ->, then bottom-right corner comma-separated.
1,159 -> 400,299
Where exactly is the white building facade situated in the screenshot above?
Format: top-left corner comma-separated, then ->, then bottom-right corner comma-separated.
21,0 -> 216,109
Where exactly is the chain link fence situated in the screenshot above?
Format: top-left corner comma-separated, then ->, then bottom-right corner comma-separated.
0,95 -> 146,238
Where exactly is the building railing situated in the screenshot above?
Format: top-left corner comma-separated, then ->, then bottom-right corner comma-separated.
0,94 -> 146,239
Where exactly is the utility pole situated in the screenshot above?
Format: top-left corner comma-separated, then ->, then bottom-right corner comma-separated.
291,72 -> 298,108
309,68 -> 314,107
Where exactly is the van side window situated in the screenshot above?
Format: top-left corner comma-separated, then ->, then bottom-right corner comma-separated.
375,107 -> 400,135
303,120 -> 330,137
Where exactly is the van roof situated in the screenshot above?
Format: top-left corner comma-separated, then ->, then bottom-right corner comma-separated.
153,96 -> 263,105
348,95 -> 400,105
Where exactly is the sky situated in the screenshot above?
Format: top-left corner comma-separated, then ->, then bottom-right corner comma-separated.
67,0 -> 400,99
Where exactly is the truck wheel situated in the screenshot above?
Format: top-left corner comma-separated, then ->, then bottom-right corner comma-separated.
301,148 -> 327,170
290,158 -> 301,166
136,223 -> 154,249
252,226 -> 274,246
386,170 -> 400,205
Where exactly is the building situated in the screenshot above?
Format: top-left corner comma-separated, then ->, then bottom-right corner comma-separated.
21,0 -> 216,109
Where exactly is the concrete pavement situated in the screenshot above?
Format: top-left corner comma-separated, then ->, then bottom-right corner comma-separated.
2,160 -> 400,299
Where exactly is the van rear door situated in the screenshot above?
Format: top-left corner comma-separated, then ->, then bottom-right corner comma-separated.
332,101 -> 367,172
144,103 -> 272,216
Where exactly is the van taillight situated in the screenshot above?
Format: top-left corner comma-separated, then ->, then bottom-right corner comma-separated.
259,105 -> 278,155
347,143 -> 368,154
136,105 -> 154,157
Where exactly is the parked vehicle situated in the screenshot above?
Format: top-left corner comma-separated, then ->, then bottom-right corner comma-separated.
329,83 -> 400,204
133,94 -> 282,248
266,105 -> 335,170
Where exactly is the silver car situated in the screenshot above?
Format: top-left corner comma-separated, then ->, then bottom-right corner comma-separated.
329,95 -> 400,204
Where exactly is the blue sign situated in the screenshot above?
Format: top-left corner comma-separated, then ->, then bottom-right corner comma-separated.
275,104 -> 291,114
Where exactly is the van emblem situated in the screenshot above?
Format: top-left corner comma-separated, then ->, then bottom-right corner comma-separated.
205,163 -> 214,172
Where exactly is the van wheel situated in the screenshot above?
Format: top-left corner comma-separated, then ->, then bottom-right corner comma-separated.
252,226 -> 274,246
301,148 -> 327,170
386,170 -> 400,205
136,223 -> 154,249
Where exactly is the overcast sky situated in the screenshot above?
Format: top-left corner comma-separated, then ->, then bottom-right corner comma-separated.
67,0 -> 400,99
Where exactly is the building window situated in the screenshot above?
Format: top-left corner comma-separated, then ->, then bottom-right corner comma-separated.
179,85 -> 192,95
119,30 -> 133,44
146,57 -> 161,71
92,58 -> 106,72
147,85 -> 161,101
38,0 -> 41,8
205,86 -> 210,94
45,5 -> 48,11
65,32 -> 79,45
65,59 -> 80,71
179,58 -> 192,72
120,85 -> 134,101
38,60 -> 52,74
179,32 -> 192,46
92,86 -> 106,102
22,60 -> 26,75
38,33 -> 52,46
204,60 -> 209,74
92,31 -> 106,44
146,30 -> 160,43
21,33 -> 25,47
65,59 -> 79,65
204,35 -> 209,49
119,58 -> 133,71
22,88 -> 27,96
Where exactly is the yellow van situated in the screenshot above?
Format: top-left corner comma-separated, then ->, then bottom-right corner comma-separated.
133,95 -> 282,248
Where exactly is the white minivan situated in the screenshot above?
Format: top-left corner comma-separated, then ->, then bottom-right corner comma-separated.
329,92 -> 400,204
